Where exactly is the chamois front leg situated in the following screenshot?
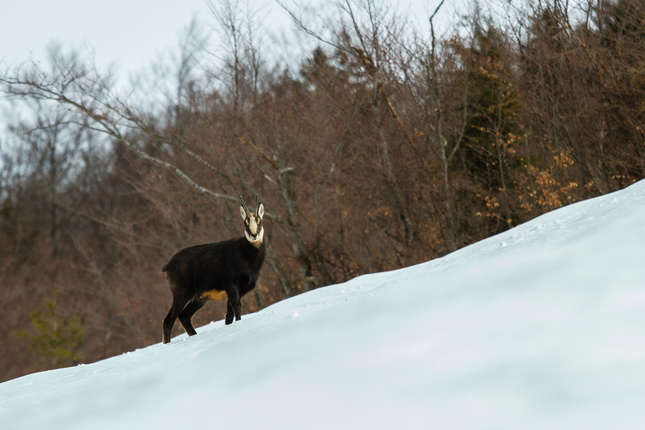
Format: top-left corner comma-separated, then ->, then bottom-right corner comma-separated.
225,288 -> 242,325
225,300 -> 235,325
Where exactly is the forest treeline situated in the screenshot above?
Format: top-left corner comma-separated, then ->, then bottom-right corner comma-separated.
1,0 -> 644,381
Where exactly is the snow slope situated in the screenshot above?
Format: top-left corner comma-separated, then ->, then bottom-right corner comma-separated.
2,181 -> 645,429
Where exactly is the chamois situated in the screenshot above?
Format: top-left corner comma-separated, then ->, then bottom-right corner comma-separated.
162,195 -> 266,344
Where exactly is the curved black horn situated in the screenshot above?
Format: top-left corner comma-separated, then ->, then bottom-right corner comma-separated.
239,195 -> 251,214
255,194 -> 259,211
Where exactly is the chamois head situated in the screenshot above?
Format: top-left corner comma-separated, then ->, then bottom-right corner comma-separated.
239,194 -> 265,247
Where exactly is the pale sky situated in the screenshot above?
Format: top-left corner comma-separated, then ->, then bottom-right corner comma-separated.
1,1 -> 454,80
0,0 -> 457,167
1,0 -> 223,76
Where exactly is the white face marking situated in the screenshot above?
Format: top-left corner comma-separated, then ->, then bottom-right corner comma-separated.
249,217 -> 258,235
242,211 -> 264,248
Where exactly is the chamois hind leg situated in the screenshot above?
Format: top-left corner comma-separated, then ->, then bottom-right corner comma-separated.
162,292 -> 192,344
178,297 -> 206,336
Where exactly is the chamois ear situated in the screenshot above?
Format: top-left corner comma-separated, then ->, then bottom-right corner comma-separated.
257,203 -> 264,220
240,205 -> 247,220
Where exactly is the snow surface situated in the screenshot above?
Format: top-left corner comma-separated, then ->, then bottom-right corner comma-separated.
2,181 -> 645,429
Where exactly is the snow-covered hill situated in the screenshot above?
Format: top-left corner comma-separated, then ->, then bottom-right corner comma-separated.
2,181 -> 645,430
